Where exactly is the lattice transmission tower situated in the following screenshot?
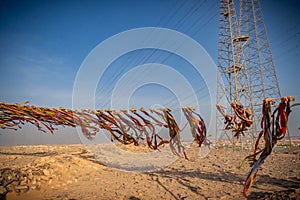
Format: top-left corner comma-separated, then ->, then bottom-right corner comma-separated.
216,0 -> 281,143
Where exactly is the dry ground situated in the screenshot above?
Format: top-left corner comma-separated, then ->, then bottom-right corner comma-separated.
0,140 -> 299,200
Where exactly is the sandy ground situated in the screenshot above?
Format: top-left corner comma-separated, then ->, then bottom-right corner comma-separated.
0,140 -> 299,200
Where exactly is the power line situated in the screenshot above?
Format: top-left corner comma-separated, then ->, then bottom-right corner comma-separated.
95,1 -> 217,109
95,0 -> 191,108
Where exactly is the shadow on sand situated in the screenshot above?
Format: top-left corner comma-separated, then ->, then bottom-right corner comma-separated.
146,167 -> 300,199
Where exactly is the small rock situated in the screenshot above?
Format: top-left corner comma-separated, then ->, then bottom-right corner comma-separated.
31,179 -> 37,185
43,169 -> 50,176
27,173 -> 33,181
30,185 -> 37,190
56,163 -> 64,168
14,185 -> 29,190
40,176 -> 49,181
36,182 -> 41,190
20,179 -> 28,185
220,196 -> 229,200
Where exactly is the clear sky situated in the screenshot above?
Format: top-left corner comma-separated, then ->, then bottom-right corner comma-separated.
0,0 -> 299,145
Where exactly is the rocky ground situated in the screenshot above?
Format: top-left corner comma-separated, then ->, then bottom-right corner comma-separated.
0,140 -> 299,200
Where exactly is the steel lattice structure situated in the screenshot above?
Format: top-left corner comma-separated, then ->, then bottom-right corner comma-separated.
238,0 -> 281,130
216,0 -> 281,143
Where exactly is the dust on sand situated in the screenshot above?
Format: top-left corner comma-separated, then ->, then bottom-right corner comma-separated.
0,140 -> 299,200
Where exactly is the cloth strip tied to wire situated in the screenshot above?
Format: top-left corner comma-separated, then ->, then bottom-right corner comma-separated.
241,96 -> 295,197
0,102 -> 209,159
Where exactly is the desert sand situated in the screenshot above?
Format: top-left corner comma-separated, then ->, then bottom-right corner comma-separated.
0,140 -> 299,200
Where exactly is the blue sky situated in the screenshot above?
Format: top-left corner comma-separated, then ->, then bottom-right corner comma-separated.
0,0 -> 299,145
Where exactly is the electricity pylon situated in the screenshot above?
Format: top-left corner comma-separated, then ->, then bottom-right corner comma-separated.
238,0 -> 281,129
216,0 -> 281,144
